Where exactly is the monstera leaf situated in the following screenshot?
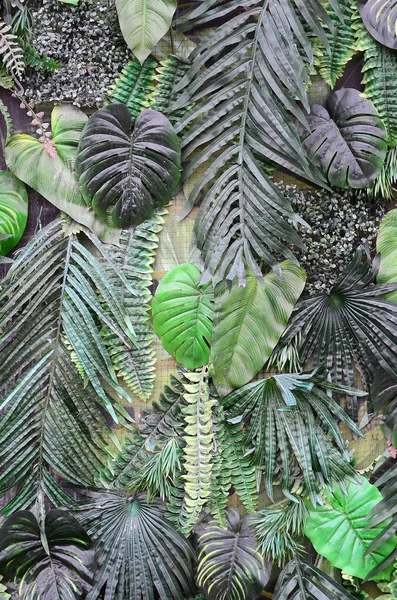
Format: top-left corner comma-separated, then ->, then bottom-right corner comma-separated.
116,0 -> 177,63
377,209 -> 397,303
152,263 -> 214,369
0,171 -> 28,256
196,509 -> 270,600
0,510 -> 93,599
359,0 -> 397,50
76,104 -> 181,229
211,261 -> 306,397
305,477 -> 397,581
4,105 -> 118,242
302,88 -> 387,189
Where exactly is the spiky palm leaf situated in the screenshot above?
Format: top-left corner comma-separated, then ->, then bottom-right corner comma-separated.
0,218 -> 135,514
101,210 -> 165,400
355,12 -> 397,148
223,367 -> 363,504
277,248 -> 397,420
0,20 -> 24,78
106,56 -> 157,119
317,0 -> 356,87
76,491 -> 196,600
195,508 -> 270,600
170,0 -> 344,283
273,556 -> 357,600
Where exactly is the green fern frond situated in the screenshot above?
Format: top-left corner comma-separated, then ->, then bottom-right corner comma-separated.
0,68 -> 13,89
0,218 -> 136,513
23,42 -> 61,72
107,56 -> 157,119
101,209 -> 165,400
178,367 -> 216,534
208,406 -> 232,528
355,10 -> 397,148
0,97 -> 13,140
150,55 -> 190,118
0,20 -> 24,78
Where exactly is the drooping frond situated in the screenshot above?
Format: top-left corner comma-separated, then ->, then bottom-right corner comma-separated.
223,367 -> 362,504
355,11 -> 397,148
150,55 -> 190,117
318,0 -> 356,87
0,218 -> 135,513
106,56 -> 157,119
170,0 -> 344,283
0,20 -> 24,78
277,248 -> 397,420
0,98 -> 12,140
100,210 -> 165,400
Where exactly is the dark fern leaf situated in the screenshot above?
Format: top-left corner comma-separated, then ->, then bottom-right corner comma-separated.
150,55 -> 190,118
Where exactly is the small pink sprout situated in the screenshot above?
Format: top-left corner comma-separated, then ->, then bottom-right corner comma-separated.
387,440 -> 397,459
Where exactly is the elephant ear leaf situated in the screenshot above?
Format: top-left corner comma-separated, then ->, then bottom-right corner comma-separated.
76,103 -> 181,229
0,510 -> 93,600
152,263 -> 214,369
4,105 -> 119,242
359,0 -> 397,50
210,261 -> 306,397
303,88 -> 387,189
116,0 -> 177,63
0,171 -> 28,256
304,477 -> 397,581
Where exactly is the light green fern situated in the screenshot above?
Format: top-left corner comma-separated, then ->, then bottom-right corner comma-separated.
355,10 -> 397,147
106,56 -> 157,119
318,0 -> 356,87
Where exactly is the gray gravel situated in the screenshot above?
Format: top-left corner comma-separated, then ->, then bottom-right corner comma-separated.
23,0 -> 131,106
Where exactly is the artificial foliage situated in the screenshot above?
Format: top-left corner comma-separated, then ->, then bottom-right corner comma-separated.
0,170 -> 27,256
358,0 -> 397,50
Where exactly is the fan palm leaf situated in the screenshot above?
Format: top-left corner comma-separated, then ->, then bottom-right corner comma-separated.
0,218 -> 135,514
170,0 -> 344,283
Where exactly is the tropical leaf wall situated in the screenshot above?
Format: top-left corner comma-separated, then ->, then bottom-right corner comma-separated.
1,0 -> 397,599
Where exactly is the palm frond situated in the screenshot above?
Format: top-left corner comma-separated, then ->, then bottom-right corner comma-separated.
318,0 -> 356,87
196,508 -> 270,600
223,367 -> 362,505
277,248 -> 397,420
169,0 -> 344,283
369,146 -> 397,200
0,219 -> 135,513
107,56 -> 157,119
274,555 -> 357,600
100,210 -> 165,400
76,491 -> 196,600
355,11 -> 397,148
0,20 -> 23,78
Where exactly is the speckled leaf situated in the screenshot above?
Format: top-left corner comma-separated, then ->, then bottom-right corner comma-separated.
116,0 -> 177,63
359,0 -> 397,50
305,477 -> 397,581
152,263 -> 214,369
211,261 -> 306,397
303,88 -> 387,189
0,170 -> 28,256
76,104 -> 181,229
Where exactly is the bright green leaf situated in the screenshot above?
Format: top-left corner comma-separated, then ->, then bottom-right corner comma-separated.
305,477 -> 397,581
0,170 -> 28,256
377,209 -> 397,303
152,263 -> 214,369
211,261 -> 306,397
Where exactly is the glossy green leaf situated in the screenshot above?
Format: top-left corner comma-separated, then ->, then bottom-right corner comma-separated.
377,209 -> 397,302
0,170 -> 28,256
211,261 -> 306,397
76,104 -> 181,229
0,510 -> 93,599
4,104 -> 119,243
152,263 -> 214,369
305,477 -> 397,580
303,88 -> 387,189
359,0 -> 397,50
116,0 -> 177,64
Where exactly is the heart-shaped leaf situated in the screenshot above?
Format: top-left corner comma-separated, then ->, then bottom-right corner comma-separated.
76,104 -> 181,229
0,170 -> 28,256
304,477 -> 397,581
302,88 -> 387,189
0,510 -> 93,600
210,261 -> 306,397
359,0 -> 397,50
152,263 -> 214,369
4,105 -> 119,243
116,0 -> 177,63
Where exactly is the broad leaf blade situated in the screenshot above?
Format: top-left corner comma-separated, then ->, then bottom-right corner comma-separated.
359,0 -> 397,50
0,170 -> 28,256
